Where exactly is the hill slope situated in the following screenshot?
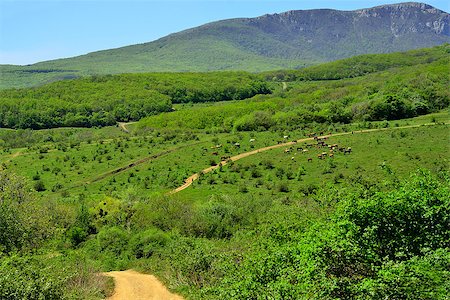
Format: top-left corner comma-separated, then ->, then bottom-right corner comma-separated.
0,2 -> 449,89
1,45 -> 448,130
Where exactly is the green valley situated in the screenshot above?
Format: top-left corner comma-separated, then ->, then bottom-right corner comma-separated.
0,45 -> 449,299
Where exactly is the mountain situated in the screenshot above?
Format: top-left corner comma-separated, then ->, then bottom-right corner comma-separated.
1,2 -> 449,89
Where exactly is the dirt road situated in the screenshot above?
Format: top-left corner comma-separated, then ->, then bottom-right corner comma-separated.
169,136 -> 313,194
170,122 -> 446,194
118,122 -> 136,133
104,270 -> 184,300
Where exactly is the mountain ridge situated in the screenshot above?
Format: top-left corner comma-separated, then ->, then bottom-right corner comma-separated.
0,2 -> 448,89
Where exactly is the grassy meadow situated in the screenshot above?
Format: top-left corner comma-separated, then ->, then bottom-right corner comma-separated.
0,46 -> 449,299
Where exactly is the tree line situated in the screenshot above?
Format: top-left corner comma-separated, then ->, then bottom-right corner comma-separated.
0,72 -> 271,129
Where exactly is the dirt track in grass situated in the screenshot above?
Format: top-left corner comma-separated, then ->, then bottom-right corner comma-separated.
170,123 -> 446,194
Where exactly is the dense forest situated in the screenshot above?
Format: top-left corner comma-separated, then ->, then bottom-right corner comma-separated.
0,72 -> 271,129
140,49 -> 449,132
1,45 -> 448,131
263,44 -> 450,81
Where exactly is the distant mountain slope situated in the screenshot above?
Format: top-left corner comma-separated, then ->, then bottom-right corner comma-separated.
1,2 -> 448,89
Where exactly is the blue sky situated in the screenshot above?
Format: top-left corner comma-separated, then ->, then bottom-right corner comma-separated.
0,0 -> 448,65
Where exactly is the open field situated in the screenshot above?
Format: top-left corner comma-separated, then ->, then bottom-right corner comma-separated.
2,111 -> 448,202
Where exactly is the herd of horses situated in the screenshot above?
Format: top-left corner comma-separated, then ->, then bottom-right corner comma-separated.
282,133 -> 352,162
204,132 -> 352,164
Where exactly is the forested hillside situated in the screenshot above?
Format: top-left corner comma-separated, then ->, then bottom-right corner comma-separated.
263,43 -> 450,81
0,72 -> 270,129
139,45 -> 449,131
1,45 -> 448,130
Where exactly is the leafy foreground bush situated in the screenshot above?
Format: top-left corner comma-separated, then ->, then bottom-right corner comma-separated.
206,170 -> 450,299
0,171 -> 54,254
132,170 -> 448,299
0,171 -> 112,299
0,254 -> 111,300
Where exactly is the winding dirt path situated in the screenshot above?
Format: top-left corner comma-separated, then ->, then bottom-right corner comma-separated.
10,151 -> 22,158
104,270 -> 184,300
118,122 -> 136,133
170,123 -> 446,194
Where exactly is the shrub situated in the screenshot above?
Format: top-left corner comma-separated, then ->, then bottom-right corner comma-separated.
97,226 -> 129,256
239,184 -> 248,193
313,170 -> 450,298
0,256 -> 64,300
129,228 -> 170,259
0,172 -> 51,254
67,226 -> 88,248
250,168 -> 262,178
277,182 -> 289,193
34,180 -> 46,192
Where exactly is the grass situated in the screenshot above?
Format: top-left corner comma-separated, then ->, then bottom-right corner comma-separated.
185,123 -> 448,198
2,111 -> 447,205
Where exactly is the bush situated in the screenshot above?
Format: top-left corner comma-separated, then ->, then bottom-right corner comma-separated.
0,254 -> 110,300
360,248 -> 450,299
67,226 -> 88,248
277,182 -> 289,193
192,200 -> 242,239
0,172 -> 50,254
369,94 -> 415,121
0,256 -> 64,300
34,180 -> 46,192
97,226 -> 129,256
313,170 -> 450,298
210,170 -> 449,299
129,228 -> 170,259
342,170 -> 450,261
